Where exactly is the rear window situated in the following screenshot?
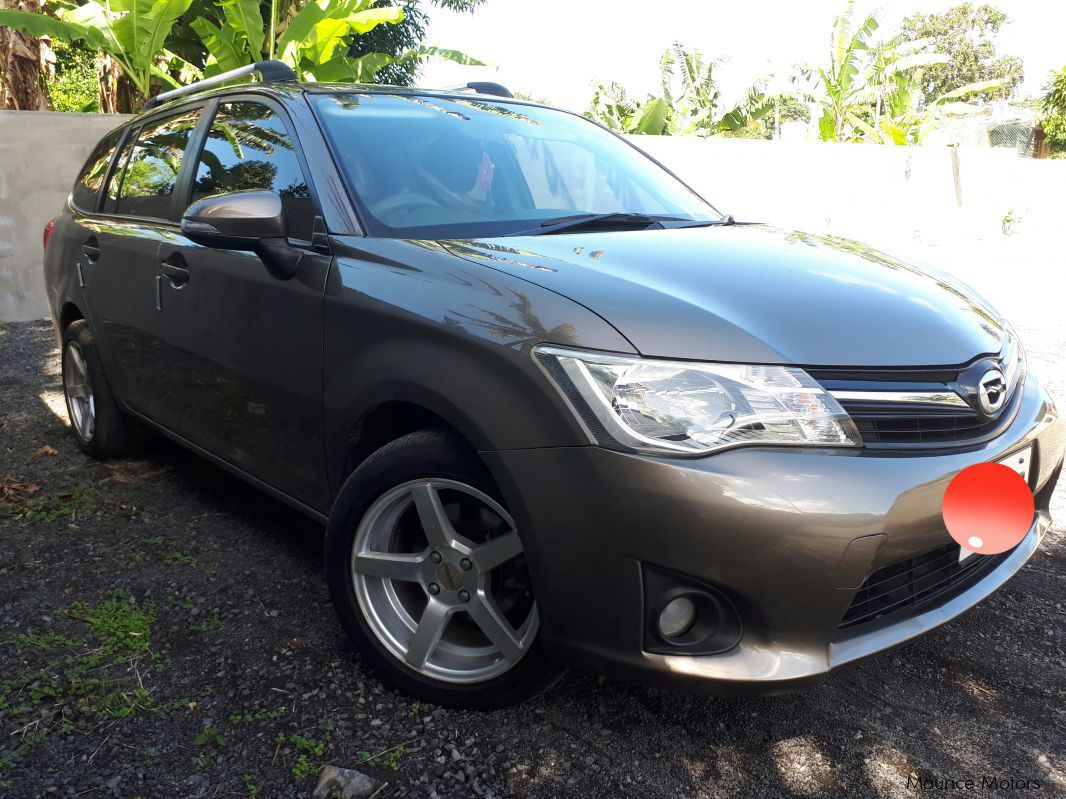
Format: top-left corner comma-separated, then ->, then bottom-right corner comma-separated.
71,128 -> 123,212
112,109 -> 202,220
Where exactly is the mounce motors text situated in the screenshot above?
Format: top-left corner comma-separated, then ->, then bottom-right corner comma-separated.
908,775 -> 1042,791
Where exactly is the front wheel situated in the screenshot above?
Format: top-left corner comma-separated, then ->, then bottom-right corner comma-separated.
324,429 -> 559,709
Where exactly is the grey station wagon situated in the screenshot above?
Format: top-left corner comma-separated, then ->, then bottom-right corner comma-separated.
43,62 -> 1063,709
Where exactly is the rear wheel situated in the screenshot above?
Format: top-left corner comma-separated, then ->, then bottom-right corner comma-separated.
325,429 -> 558,709
61,321 -> 141,458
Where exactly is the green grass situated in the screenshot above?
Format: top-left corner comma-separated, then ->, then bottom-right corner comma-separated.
14,482 -> 97,525
0,591 -> 179,773
67,591 -> 156,655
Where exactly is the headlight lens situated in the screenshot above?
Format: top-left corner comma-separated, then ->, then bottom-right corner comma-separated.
535,346 -> 861,456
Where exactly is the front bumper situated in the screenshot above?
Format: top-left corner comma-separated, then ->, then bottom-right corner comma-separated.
483,372 -> 1063,694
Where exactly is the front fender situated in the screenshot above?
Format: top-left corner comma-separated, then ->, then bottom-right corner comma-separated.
322,237 -> 635,492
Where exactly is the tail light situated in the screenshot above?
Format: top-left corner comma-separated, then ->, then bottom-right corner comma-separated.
43,218 -> 56,250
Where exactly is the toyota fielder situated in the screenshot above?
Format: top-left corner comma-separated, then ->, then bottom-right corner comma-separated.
43,63 -> 1063,709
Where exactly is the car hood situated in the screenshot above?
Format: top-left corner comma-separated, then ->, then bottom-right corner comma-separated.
439,225 -> 1005,366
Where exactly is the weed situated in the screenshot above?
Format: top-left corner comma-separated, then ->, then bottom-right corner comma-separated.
163,551 -> 198,567
9,631 -> 82,652
410,701 -> 421,716
362,745 -> 405,771
278,732 -> 328,781
67,591 -> 155,656
193,727 -> 228,749
242,774 -> 259,799
14,482 -> 97,524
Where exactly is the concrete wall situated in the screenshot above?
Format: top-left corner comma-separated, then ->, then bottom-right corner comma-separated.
0,111 -> 1063,321
0,112 -> 132,322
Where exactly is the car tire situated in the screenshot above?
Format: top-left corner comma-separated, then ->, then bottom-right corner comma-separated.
325,428 -> 560,709
61,320 -> 142,459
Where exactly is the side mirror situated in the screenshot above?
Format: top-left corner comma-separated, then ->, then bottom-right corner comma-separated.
181,191 -> 302,280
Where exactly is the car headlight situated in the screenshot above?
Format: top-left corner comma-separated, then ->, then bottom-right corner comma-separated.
534,346 -> 862,456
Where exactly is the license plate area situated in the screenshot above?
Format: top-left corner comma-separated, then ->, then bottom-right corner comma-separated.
958,444 -> 1033,563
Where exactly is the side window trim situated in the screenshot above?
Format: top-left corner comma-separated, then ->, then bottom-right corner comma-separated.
184,94 -> 321,246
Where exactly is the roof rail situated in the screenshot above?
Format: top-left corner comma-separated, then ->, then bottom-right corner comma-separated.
143,60 -> 297,111
447,81 -> 514,99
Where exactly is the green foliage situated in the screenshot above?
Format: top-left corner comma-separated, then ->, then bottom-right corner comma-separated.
47,40 -> 99,112
193,726 -> 228,748
803,0 -> 1002,144
278,731 -> 329,780
586,42 -> 768,137
13,482 -> 97,525
0,0 -> 482,111
362,745 -> 405,770
68,591 -> 156,655
188,0 -> 482,86
889,3 -> 1023,102
1041,67 -> 1066,156
9,631 -> 83,652
0,0 -> 193,106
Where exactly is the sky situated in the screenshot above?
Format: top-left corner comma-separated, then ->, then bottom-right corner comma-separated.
419,0 -> 1065,112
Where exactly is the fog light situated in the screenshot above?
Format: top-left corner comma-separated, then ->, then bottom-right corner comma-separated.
658,597 -> 697,639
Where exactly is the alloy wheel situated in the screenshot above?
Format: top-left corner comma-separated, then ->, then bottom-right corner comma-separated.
351,479 -> 538,684
63,341 -> 95,443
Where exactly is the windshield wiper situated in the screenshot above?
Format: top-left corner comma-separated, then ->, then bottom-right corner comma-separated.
505,212 -> 723,237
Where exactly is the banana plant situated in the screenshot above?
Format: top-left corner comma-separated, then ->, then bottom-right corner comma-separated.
0,0 -> 193,105
855,73 -> 1004,145
190,0 -> 482,83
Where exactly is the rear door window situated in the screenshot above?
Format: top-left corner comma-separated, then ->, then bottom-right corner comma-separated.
113,109 -> 202,220
72,128 -> 124,212
191,102 -> 315,242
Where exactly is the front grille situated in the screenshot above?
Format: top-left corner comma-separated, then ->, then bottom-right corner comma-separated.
840,402 -> 998,444
838,543 -> 1008,630
808,352 -> 1021,448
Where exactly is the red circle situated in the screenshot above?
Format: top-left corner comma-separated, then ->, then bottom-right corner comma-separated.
942,462 -> 1034,555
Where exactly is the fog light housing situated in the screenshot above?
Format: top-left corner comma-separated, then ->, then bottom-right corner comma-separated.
658,597 -> 697,638
643,565 -> 743,656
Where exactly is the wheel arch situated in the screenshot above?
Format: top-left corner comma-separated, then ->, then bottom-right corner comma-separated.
59,301 -> 85,331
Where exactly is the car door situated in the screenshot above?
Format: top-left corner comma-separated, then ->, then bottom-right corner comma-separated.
155,98 -> 331,510
79,107 -> 206,419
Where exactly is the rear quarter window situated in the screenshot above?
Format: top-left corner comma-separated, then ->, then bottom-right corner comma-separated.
71,128 -> 124,212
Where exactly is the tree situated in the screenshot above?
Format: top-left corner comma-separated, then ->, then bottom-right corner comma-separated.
349,0 -> 485,87
183,0 -> 483,85
0,0 -> 482,111
889,3 -> 1022,102
0,0 -> 195,110
802,1 -> 950,142
1042,66 -> 1066,157
0,0 -> 48,110
585,42 -> 768,137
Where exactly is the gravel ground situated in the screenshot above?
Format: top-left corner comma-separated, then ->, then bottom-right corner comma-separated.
0,317 -> 1063,799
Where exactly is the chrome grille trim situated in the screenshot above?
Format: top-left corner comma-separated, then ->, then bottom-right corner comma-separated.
829,390 -> 970,408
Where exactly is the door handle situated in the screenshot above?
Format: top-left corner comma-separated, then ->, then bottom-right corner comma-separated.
160,255 -> 190,287
81,237 -> 100,263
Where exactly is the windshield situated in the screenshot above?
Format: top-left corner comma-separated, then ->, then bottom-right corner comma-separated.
311,92 -> 721,239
